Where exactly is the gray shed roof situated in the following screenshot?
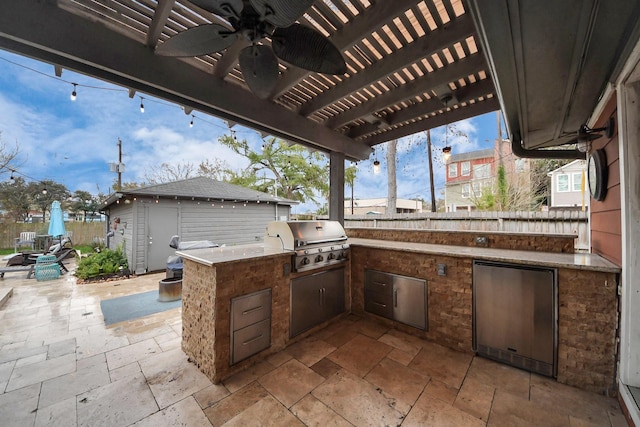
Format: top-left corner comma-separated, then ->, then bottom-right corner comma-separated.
103,177 -> 297,208
448,148 -> 494,163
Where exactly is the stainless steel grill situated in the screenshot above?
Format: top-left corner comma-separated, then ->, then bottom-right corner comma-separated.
265,221 -> 349,272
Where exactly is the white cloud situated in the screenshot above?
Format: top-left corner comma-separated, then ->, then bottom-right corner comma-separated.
0,51 -> 500,212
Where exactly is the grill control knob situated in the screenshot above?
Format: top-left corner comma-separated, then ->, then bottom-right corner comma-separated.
304,250 -> 309,254
318,248 -> 323,252
301,257 -> 310,265
315,255 -> 324,262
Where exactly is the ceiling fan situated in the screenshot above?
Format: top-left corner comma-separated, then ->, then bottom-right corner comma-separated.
156,0 -> 347,99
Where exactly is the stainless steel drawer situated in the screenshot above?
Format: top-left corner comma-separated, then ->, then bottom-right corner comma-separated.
231,289 -> 271,332
231,318 -> 271,364
364,290 -> 393,319
365,270 -> 393,295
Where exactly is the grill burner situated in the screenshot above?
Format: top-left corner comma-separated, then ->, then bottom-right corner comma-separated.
265,221 -> 349,272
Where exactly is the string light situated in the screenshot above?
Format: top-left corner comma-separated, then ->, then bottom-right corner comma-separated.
373,146 -> 380,174
42,187 -> 48,195
139,96 -> 145,113
190,115 -> 194,128
70,83 -> 77,101
442,146 -> 452,162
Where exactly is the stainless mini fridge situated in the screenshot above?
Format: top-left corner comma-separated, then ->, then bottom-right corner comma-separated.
473,260 -> 557,377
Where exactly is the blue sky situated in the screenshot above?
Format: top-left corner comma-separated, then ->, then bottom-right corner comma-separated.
0,50 -> 503,213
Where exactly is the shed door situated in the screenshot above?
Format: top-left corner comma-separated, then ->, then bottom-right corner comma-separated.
146,206 -> 179,272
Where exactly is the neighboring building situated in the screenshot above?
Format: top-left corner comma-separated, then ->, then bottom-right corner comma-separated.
101,177 -> 296,274
547,160 -> 589,209
444,139 -> 530,211
344,198 -> 423,215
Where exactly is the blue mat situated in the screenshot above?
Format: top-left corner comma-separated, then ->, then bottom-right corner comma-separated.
100,290 -> 181,325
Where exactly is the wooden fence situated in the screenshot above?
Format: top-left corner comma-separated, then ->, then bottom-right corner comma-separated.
338,210 -> 589,250
0,222 -> 106,249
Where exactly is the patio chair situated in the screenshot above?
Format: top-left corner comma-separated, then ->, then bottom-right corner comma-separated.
14,231 -> 36,253
34,254 -> 60,281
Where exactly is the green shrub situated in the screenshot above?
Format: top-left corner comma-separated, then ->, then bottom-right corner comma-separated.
75,246 -> 128,280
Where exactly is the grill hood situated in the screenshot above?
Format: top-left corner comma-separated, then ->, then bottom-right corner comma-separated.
265,221 -> 347,250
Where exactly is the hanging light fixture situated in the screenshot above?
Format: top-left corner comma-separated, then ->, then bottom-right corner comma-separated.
139,96 -> 145,113
373,146 -> 381,174
441,118 -> 453,161
442,146 -> 452,161
42,187 -> 48,195
70,83 -> 77,101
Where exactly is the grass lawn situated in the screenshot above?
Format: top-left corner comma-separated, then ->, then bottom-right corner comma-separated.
1,245 -> 95,257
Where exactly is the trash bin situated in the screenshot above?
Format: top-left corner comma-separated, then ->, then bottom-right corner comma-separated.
158,277 -> 182,302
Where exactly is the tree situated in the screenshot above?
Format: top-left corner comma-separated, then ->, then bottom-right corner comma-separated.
198,158 -> 233,181
219,135 -> 329,204
71,190 -> 100,222
497,165 -> 508,210
386,139 -> 397,214
0,177 -> 31,221
345,164 -> 357,214
27,180 -> 70,221
530,158 -> 572,207
144,161 -> 197,185
0,132 -> 21,176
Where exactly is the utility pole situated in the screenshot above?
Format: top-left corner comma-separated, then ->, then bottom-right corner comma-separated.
117,138 -> 123,191
110,138 -> 125,192
427,130 -> 437,212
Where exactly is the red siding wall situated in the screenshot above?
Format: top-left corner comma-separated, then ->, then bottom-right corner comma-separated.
590,95 -> 622,266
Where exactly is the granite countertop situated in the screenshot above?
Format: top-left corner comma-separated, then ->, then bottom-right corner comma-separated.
177,238 -> 621,273
348,238 -> 621,273
177,243 -> 291,266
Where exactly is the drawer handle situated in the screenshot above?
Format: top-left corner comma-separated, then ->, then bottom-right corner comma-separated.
242,305 -> 263,316
242,334 -> 264,345
372,302 -> 387,308
372,281 -> 387,287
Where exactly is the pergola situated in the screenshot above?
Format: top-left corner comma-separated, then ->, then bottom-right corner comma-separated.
0,0 -> 638,220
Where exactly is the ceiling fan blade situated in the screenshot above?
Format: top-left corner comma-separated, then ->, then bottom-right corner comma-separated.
249,0 -> 315,28
189,0 -> 243,18
272,24 -> 347,75
239,45 -> 279,99
156,24 -> 236,57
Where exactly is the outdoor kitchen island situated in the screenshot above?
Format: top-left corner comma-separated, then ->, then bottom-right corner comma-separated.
178,232 -> 621,396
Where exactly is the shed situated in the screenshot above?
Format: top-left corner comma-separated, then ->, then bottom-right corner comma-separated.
101,177 -> 297,274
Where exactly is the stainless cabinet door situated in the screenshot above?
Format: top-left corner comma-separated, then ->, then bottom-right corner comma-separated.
290,268 -> 345,338
474,261 -> 556,365
393,276 -> 427,330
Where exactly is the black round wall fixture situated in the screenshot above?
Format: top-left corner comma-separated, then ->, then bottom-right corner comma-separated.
588,149 -> 608,201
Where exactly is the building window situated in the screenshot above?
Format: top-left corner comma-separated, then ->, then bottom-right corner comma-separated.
572,172 -> 583,192
557,174 -> 569,192
473,163 -> 491,179
461,161 -> 471,176
515,158 -> 526,173
472,182 -> 482,196
449,163 -> 458,177
462,183 -> 470,198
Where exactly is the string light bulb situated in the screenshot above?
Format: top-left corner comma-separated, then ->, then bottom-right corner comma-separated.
373,146 -> 380,174
139,96 -> 145,113
442,146 -> 452,162
70,83 -> 77,101
42,187 -> 48,195
190,115 -> 194,128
